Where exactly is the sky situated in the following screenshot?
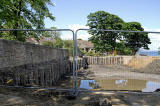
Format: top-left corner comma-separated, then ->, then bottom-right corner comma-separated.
44,0 -> 160,50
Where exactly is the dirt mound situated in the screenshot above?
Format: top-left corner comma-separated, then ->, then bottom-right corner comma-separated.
126,56 -> 160,74
141,59 -> 160,74
127,56 -> 154,69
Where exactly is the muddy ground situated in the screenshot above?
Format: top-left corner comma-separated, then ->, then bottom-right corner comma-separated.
1,64 -> 160,106
1,87 -> 160,106
85,65 -> 160,82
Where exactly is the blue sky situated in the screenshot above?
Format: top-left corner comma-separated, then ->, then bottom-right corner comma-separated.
45,0 -> 160,29
45,0 -> 160,50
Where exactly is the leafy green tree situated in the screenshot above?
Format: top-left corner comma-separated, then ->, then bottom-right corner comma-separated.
87,11 -> 124,53
0,0 -> 55,41
87,11 -> 151,55
124,22 -> 151,55
116,41 -> 132,55
54,38 -> 63,48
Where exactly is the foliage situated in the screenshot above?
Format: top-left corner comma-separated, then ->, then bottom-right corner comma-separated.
77,38 -> 82,40
42,27 -> 61,38
87,11 -> 124,53
63,40 -> 73,48
158,47 -> 160,54
123,22 -> 151,54
0,0 -> 55,41
42,26 -> 63,48
43,39 -> 83,57
54,38 -> 63,48
42,37 -> 63,48
42,41 -> 54,47
116,41 -> 132,55
87,11 -> 151,55
83,51 -> 101,56
63,40 -> 84,57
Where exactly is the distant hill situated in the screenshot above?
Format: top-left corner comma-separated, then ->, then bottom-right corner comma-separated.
137,50 -> 160,56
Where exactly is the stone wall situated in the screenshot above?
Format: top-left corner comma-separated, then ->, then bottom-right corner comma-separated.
0,39 -> 69,68
0,39 -> 71,87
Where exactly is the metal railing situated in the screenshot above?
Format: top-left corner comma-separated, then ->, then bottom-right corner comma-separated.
74,29 -> 160,95
0,29 -> 78,95
1,28 -> 160,96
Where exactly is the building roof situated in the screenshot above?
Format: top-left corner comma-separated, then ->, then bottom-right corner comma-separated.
26,37 -> 39,44
77,40 -> 94,48
39,37 -> 55,45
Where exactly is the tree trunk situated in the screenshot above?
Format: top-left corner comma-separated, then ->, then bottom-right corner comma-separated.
13,0 -> 22,40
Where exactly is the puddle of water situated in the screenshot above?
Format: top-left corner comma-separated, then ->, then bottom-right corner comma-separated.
79,80 -> 96,89
79,79 -> 160,92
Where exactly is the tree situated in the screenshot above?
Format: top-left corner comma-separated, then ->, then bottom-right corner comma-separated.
42,27 -> 61,38
158,47 -> 160,54
63,40 -> 84,57
42,26 -> 63,48
116,41 -> 132,55
0,0 -> 55,41
124,22 -> 151,54
63,40 -> 73,56
42,38 -> 63,48
87,11 -> 124,53
87,11 -> 151,55
42,41 -> 55,47
54,38 -> 63,48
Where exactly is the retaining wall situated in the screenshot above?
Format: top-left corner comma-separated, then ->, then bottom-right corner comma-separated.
0,39 -> 69,68
0,39 -> 71,87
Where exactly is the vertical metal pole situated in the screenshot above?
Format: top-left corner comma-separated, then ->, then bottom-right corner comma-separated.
75,31 -> 78,89
72,31 -> 75,91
